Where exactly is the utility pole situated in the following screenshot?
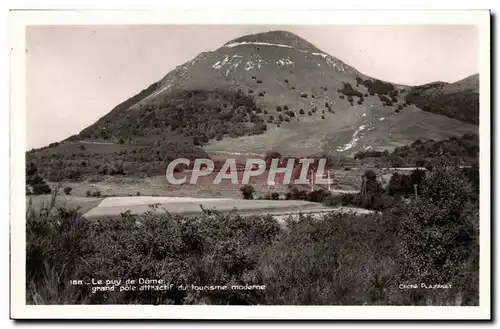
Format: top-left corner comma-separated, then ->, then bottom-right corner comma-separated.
361,175 -> 366,196
327,170 -> 331,192
310,168 -> 314,191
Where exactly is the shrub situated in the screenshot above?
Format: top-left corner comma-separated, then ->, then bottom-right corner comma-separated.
306,189 -> 331,203
299,109 -> 305,115
358,78 -> 395,95
270,192 -> 280,200
308,111 -> 312,116
321,115 -> 325,120
300,93 -> 307,98
283,105 -> 289,110
276,106 -> 282,112
389,155 -> 405,168
323,194 -> 344,206
26,162 -> 52,195
258,92 -> 264,97
338,82 -> 363,97
379,95 -> 393,106
248,89 -> 254,94
32,183 -> 52,195
240,184 -> 256,200
257,212 -> 395,305
287,188 -> 308,200
63,187 -> 72,195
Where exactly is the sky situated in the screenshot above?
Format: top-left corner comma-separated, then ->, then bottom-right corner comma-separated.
26,25 -> 478,149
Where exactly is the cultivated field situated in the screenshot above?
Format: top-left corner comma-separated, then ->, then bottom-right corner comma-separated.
82,196 -> 373,219
26,195 -> 103,214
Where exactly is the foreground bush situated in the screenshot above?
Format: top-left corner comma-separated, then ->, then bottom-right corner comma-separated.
256,212 -> 396,305
396,165 -> 479,305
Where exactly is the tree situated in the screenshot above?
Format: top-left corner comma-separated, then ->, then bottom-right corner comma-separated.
388,172 -> 402,196
389,155 -> 405,168
63,187 -> 73,195
410,169 -> 426,187
240,185 -> 256,200
396,164 -> 478,288
358,170 -> 384,209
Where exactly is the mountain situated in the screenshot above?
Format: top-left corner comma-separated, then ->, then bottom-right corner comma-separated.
404,73 -> 479,124
66,30 -> 477,159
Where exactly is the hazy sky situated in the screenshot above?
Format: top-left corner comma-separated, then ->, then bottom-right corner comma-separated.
26,25 -> 478,149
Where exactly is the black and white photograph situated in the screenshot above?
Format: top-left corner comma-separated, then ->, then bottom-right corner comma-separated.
9,9 -> 491,320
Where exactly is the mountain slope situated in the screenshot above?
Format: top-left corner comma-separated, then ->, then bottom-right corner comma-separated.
65,30 -> 477,157
404,74 -> 479,124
